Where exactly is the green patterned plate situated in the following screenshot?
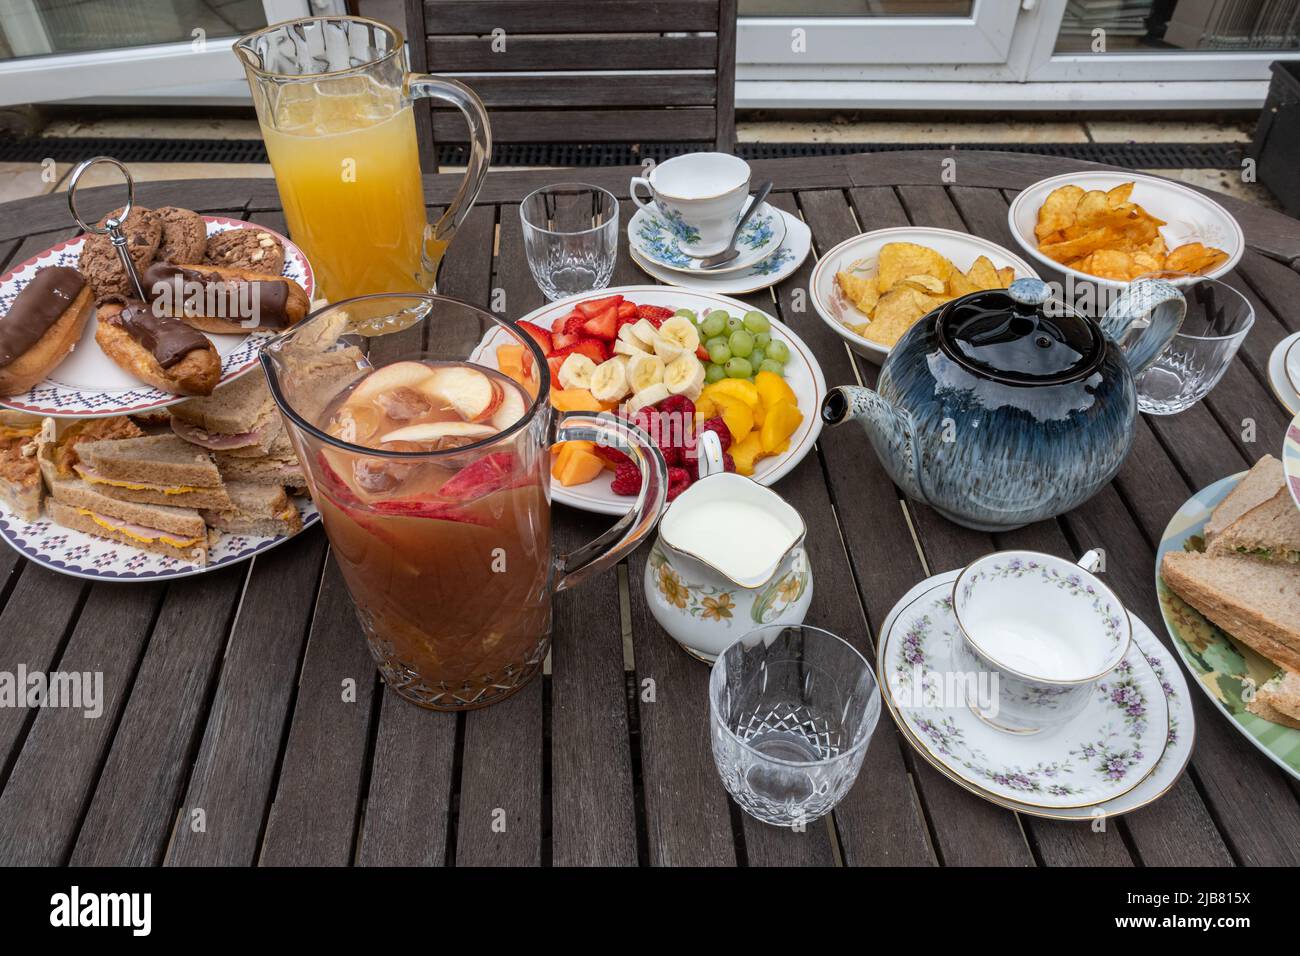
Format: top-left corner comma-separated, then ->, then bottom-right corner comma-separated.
1155,471 -> 1300,780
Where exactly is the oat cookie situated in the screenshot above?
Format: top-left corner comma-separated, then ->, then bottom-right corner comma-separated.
154,206 -> 208,264
203,228 -> 285,276
78,206 -> 162,301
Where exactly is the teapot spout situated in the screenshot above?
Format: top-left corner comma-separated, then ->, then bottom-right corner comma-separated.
820,386 -> 923,502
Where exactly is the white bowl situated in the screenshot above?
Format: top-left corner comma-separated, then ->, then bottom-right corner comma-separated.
809,226 -> 1041,366
1007,170 -> 1244,291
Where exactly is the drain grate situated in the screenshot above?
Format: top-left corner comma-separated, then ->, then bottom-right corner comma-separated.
0,135 -> 1245,170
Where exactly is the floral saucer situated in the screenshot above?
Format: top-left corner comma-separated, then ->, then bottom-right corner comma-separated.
628,207 -> 811,295
629,197 -> 786,275
881,570 -> 1193,820
1268,332 -> 1300,415
879,575 -> 1169,809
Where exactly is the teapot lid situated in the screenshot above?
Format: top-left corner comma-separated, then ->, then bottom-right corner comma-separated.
936,278 -> 1105,387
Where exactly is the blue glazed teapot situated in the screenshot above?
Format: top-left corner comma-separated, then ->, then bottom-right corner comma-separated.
820,277 -> 1184,531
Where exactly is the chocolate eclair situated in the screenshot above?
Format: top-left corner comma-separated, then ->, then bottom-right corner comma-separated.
95,299 -> 221,397
142,261 -> 309,334
0,266 -> 95,396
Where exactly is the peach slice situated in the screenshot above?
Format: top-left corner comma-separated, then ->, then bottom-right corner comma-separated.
379,421 -> 496,444
348,360 -> 435,406
491,386 -> 526,432
422,365 -> 497,421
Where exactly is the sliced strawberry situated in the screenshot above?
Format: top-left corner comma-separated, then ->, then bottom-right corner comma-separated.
370,498 -> 491,525
438,451 -> 521,501
562,313 -> 589,335
615,311 -> 640,332
581,304 -> 618,341
546,354 -> 566,383
637,304 -> 674,323
696,344 -> 709,362
577,294 -> 623,318
551,310 -> 580,333
570,337 -> 609,363
516,321 -> 552,354
616,301 -> 638,319
550,327 -> 581,351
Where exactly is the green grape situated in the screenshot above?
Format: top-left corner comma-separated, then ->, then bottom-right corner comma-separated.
749,348 -> 766,367
674,308 -> 697,321
699,313 -> 726,338
765,340 -> 790,364
728,330 -> 754,358
707,342 -> 732,365
705,335 -> 729,351
758,359 -> 785,376
724,357 -> 753,379
753,331 -> 771,350
705,362 -> 726,383
725,314 -> 744,332
743,310 -> 771,333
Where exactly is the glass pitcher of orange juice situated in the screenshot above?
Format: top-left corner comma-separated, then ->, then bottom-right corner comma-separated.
235,16 -> 490,302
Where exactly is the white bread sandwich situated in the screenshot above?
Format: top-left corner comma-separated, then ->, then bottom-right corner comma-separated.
169,371 -> 280,457
1249,670 -> 1300,728
201,481 -> 301,537
44,476 -> 210,564
72,434 -> 230,510
0,412 -> 43,521
1204,455 -> 1283,542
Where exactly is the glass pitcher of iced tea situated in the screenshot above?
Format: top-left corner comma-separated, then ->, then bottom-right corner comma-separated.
261,295 -> 667,710
235,16 -> 490,301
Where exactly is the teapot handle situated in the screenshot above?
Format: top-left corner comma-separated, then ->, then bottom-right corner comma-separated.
1100,277 -> 1186,376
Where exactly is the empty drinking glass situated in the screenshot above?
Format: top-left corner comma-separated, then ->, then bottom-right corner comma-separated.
709,625 -> 880,828
1126,272 -> 1254,415
520,183 -> 618,300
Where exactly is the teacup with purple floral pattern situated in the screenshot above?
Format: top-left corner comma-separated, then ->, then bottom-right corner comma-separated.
951,549 -> 1132,735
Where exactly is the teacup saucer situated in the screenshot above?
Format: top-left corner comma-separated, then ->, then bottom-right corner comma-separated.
1268,332 -> 1300,415
629,196 -> 787,275
879,574 -> 1169,810
880,570 -> 1193,820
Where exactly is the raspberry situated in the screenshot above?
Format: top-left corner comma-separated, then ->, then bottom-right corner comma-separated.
611,461 -> 642,496
665,466 -> 692,501
722,452 -> 735,473
658,394 -> 695,420
700,416 -> 732,452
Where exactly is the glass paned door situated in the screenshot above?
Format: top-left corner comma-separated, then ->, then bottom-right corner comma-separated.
1053,0 -> 1300,54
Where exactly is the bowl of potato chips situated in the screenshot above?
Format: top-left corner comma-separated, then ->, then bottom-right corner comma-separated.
810,227 -> 1041,364
1008,171 -> 1243,291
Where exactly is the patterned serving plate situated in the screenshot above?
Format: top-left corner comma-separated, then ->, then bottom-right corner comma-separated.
470,285 -> 825,516
0,217 -> 314,418
1155,471 -> 1300,780
879,574 -> 1169,809
628,197 -> 786,275
880,570 -> 1193,820
628,206 -> 811,295
0,494 -> 318,582
1268,332 -> 1300,416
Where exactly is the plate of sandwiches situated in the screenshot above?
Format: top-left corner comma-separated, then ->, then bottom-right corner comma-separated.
0,373 -> 316,581
0,206 -> 313,419
1157,455 -> 1300,779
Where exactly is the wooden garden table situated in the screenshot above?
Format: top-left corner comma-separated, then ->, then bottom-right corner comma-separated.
1,151 -> 1298,867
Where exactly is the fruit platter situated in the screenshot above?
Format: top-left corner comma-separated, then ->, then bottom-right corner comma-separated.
471,287 -> 826,515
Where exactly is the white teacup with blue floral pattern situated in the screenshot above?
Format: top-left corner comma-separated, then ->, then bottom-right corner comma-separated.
950,549 -> 1132,735
630,153 -> 750,257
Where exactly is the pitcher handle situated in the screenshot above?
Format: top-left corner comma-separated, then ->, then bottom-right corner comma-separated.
551,412 -> 668,593
1100,277 -> 1186,376
406,74 -> 492,248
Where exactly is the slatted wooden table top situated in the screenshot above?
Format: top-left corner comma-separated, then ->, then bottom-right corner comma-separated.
1,152 -> 1298,867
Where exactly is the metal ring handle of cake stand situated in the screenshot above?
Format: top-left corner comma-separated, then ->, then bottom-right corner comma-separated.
66,156 -> 147,301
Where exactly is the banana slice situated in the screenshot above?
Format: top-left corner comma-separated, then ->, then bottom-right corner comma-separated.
627,353 -> 665,393
614,338 -> 645,358
617,324 -> 650,352
652,334 -> 684,362
557,352 -> 597,389
658,316 -> 701,354
589,356 -> 631,403
663,353 -> 705,400
630,319 -> 660,347
626,382 -> 670,415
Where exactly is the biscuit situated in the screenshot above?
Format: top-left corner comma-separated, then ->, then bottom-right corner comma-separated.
203,228 -> 285,276
154,206 -> 208,264
78,206 -> 161,301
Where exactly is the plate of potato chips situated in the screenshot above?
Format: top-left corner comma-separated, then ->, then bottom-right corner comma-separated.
810,227 -> 1040,364
1008,171 -> 1243,290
